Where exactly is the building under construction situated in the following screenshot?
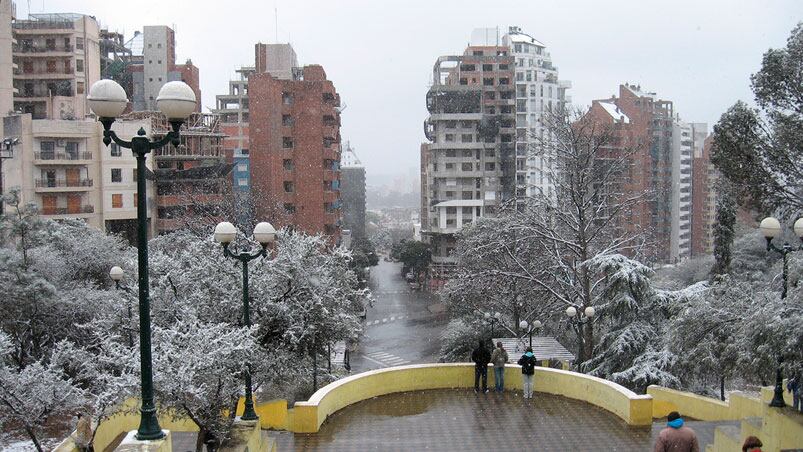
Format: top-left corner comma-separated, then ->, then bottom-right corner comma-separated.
122,111 -> 231,234
99,28 -> 133,98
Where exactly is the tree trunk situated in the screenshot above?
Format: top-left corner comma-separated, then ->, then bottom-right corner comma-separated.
720,375 -> 726,401
24,425 -> 43,452
195,429 -> 206,452
582,319 -> 594,364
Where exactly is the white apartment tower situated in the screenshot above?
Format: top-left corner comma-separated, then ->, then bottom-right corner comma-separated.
670,119 -> 707,262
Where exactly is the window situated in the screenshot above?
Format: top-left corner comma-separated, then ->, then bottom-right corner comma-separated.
283,181 -> 294,192
498,64 -> 509,70
445,191 -> 455,198
514,44 -> 522,52
283,159 -> 294,170
237,163 -> 247,172
445,150 -> 456,157
133,169 -> 138,181
459,64 -> 475,71
485,162 -> 496,171
157,43 -> 162,48
461,162 -> 473,171
110,143 -> 121,157
282,114 -> 293,126
459,78 -> 468,85
483,78 -> 494,86
482,64 -> 493,71
461,134 -> 473,143
76,37 -> 84,50
46,38 -> 55,50
444,134 -> 454,142
112,194 -> 123,208
158,60 -> 162,64
282,92 -> 293,105
133,193 -> 138,207
282,137 -> 293,148
40,141 -> 55,151
284,203 -> 296,213
76,82 -> 84,94
76,59 -> 84,72
446,207 -> 457,214
462,192 -> 473,200
238,178 -> 248,186
111,168 -> 122,183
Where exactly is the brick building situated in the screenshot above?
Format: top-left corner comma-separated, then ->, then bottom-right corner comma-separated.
691,135 -> 717,256
248,62 -> 342,242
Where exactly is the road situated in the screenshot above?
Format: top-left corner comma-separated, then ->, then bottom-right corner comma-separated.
349,259 -> 449,372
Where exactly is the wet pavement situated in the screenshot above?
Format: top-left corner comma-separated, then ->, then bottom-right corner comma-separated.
272,389 -> 655,451
271,389 -> 738,451
349,260 -> 448,372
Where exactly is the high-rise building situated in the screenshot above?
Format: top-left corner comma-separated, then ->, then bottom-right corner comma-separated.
248,51 -> 342,242
691,135 -> 717,257
12,13 -> 100,120
341,142 -> 365,240
670,119 -> 707,261
0,0 -> 15,117
589,84 -> 676,262
422,40 -> 516,285
125,25 -> 200,113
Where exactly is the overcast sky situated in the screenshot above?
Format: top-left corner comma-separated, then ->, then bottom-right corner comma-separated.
33,0 -> 803,184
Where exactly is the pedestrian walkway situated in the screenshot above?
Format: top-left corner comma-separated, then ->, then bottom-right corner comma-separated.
361,351 -> 410,367
272,389 -> 740,451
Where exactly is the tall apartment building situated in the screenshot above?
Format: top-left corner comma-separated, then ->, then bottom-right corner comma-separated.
421,41 -> 516,283
691,135 -> 717,256
125,25 -> 201,113
0,0 -> 14,117
12,13 -> 100,120
341,142 -> 365,240
249,60 -> 342,242
1,113 -> 157,241
588,84 -> 676,262
670,119 -> 707,261
212,44 -> 301,228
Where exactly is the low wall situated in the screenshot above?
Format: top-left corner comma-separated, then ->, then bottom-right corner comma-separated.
291,363 -> 653,433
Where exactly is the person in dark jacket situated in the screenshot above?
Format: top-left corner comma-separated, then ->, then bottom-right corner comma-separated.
471,340 -> 491,393
517,346 -> 537,398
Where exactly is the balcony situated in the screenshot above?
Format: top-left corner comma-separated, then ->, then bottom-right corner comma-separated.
13,45 -> 73,55
34,151 -> 92,164
34,178 -> 93,191
15,68 -> 74,79
41,205 -> 94,216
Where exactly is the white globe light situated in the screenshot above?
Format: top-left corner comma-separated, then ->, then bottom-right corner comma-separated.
87,79 -> 128,118
156,81 -> 197,119
109,266 -> 124,281
519,320 -> 528,330
794,218 -> 803,239
584,306 -> 596,318
565,306 -> 577,318
253,222 -> 277,245
759,217 -> 782,239
533,320 -> 542,329
213,221 -> 238,244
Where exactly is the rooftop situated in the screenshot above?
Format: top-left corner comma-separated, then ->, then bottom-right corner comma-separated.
598,101 -> 631,124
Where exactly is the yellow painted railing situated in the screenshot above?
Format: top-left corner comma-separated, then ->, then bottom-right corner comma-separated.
289,363 -> 653,433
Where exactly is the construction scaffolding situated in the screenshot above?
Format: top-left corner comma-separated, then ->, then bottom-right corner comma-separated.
99,29 -> 133,98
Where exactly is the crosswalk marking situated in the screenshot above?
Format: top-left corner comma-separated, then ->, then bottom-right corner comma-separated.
364,315 -> 410,327
362,351 -> 411,368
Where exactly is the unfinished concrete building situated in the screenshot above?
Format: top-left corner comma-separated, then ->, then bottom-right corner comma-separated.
422,43 -> 516,287
122,111 -> 231,234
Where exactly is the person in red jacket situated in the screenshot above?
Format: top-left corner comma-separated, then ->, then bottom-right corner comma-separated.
654,411 -> 700,452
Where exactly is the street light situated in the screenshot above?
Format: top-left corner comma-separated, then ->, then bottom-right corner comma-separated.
214,220 -> 277,421
0,137 -> 18,215
89,79 -> 196,440
759,216 -> 803,408
566,305 -> 595,363
518,319 -> 542,348
109,266 -> 134,348
484,311 -> 501,337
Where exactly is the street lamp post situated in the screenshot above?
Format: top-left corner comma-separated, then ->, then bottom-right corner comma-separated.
89,79 -> 197,440
0,137 -> 18,215
565,305 -> 595,363
518,319 -> 542,348
758,216 -> 803,408
484,311 -> 501,338
214,221 -> 277,421
109,266 -> 134,348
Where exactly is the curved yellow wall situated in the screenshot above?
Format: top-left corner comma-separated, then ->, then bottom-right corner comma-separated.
290,363 -> 653,433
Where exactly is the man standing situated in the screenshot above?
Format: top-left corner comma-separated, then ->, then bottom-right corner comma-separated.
490,341 -> 509,392
654,411 -> 700,452
471,340 -> 491,393
517,347 -> 537,399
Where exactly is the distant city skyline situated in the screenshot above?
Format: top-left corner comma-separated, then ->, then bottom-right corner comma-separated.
26,0 -> 803,181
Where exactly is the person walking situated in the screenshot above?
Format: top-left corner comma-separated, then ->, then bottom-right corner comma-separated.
787,370 -> 801,412
490,341 -> 509,392
741,436 -> 763,452
471,340 -> 491,393
517,346 -> 537,399
654,411 -> 700,452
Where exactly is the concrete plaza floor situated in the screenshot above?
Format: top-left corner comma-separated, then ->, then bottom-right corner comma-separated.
272,389 -> 659,451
